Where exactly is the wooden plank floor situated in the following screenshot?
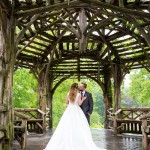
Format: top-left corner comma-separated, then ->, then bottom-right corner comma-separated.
13,128 -> 149,150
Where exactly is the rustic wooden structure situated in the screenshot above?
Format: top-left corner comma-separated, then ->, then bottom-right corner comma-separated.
140,113 -> 150,150
14,110 -> 29,150
14,108 -> 46,133
13,108 -> 46,150
0,0 -> 150,149
108,108 -> 150,150
108,108 -> 150,134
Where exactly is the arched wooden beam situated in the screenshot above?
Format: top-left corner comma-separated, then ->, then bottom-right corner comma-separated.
44,29 -> 67,86
16,14 -> 39,46
84,74 -> 105,91
15,1 -> 82,17
125,15 -> 150,47
52,74 -> 73,94
80,0 -> 150,19
52,72 -> 105,95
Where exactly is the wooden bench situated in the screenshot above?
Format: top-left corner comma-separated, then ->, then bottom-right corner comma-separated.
139,113 -> 150,150
14,108 -> 47,150
14,110 -> 29,150
107,108 -> 150,150
107,108 -> 150,134
14,108 -> 46,133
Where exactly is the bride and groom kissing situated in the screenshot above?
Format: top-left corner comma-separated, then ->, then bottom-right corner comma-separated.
44,82 -> 105,150
69,82 -> 93,125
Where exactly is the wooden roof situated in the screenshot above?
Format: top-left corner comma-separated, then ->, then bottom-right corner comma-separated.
3,0 -> 150,79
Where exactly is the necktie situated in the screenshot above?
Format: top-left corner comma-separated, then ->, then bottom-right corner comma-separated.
81,92 -> 84,97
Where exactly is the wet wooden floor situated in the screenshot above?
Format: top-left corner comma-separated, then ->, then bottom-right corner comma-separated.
13,128 -> 149,150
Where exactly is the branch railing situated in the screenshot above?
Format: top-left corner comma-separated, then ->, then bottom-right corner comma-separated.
14,108 -> 46,134
107,108 -> 150,150
45,108 -> 51,127
107,108 -> 150,134
0,126 -> 5,148
0,104 -> 7,148
14,110 -> 30,150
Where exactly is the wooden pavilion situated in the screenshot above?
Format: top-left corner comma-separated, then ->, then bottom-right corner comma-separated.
0,0 -> 150,149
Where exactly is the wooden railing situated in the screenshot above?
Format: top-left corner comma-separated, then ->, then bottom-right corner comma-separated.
0,104 -> 7,148
14,110 -> 30,150
45,108 -> 51,127
14,108 -> 46,134
107,108 -> 150,134
139,113 -> 150,150
0,127 -> 5,149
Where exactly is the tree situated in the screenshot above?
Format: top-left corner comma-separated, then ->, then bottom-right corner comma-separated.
13,69 -> 38,108
129,69 -> 150,106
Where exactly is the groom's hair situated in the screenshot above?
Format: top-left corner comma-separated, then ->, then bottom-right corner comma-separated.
81,82 -> 87,89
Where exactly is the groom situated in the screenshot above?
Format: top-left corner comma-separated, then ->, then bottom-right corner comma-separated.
78,82 -> 93,125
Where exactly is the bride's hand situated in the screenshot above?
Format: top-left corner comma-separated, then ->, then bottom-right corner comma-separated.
82,96 -> 87,101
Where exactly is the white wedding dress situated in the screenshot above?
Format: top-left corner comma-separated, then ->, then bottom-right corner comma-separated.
44,93 -> 105,150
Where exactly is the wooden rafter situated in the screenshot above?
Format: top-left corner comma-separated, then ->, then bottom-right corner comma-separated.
11,0 -> 150,79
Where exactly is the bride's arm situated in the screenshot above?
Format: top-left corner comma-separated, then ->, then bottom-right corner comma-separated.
66,93 -> 69,104
78,94 -> 86,106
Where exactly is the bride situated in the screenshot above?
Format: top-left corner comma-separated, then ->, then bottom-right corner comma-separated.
44,83 -> 105,150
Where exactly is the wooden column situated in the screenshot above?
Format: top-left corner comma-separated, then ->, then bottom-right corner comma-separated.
47,73 -> 54,129
36,68 -> 54,129
38,69 -> 47,114
30,66 -> 47,132
79,8 -> 87,53
103,67 -> 113,128
0,2 -> 15,149
139,114 -> 150,150
113,63 -> 122,112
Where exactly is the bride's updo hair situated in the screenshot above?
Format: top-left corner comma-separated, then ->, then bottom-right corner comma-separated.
69,83 -> 78,103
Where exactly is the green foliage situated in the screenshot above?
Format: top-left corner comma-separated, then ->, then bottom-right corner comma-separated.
52,79 -> 73,127
121,85 -> 142,108
90,112 -> 103,128
129,69 -> 150,106
85,81 -> 104,124
13,69 -> 38,108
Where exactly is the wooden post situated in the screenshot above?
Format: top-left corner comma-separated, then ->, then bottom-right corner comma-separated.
139,114 -> 150,150
103,67 -> 113,129
37,68 -> 47,133
142,119 -> 148,150
47,73 -> 54,129
21,120 -> 27,150
79,8 -> 87,53
113,63 -> 122,112
31,65 -> 54,130
0,2 -> 16,149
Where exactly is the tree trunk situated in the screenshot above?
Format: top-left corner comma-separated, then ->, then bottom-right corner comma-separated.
48,90 -> 53,129
37,69 -> 54,129
0,3 -> 15,149
47,74 -> 54,129
37,69 -> 47,133
113,64 -> 122,112
103,67 -> 112,129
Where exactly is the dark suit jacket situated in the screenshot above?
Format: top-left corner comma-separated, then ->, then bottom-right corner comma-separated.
80,91 -> 93,115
